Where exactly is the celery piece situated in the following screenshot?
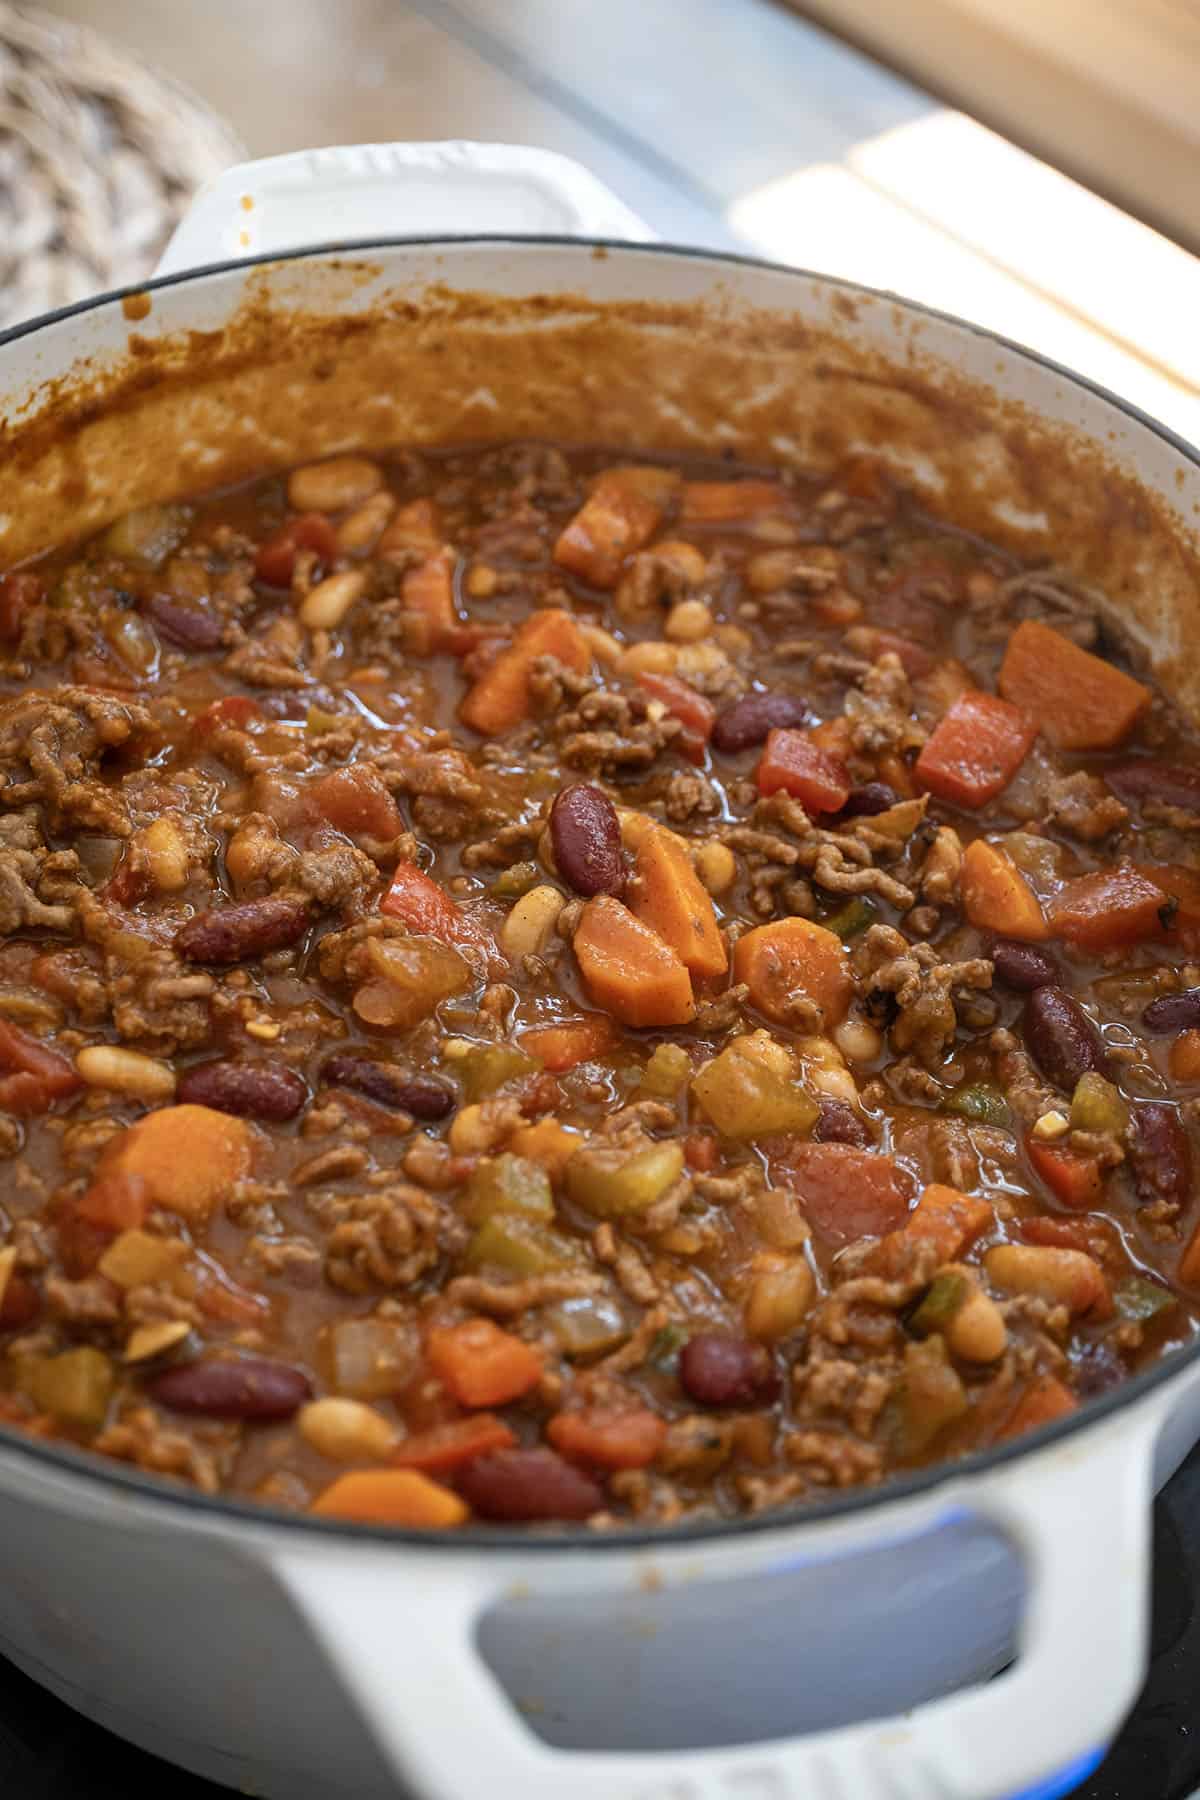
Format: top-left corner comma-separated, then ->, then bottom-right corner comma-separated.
463,1153 -> 554,1224
822,896 -> 878,941
457,1043 -> 541,1104
691,1039 -> 818,1140
492,860 -> 541,901
907,1271 -> 970,1336
465,1215 -> 581,1276
638,1042 -> 692,1099
1114,1276 -> 1177,1323
321,1317 -> 420,1399
567,1137 -> 685,1217
648,1322 -> 690,1371
944,1083 -> 1010,1127
1069,1072 -> 1128,1137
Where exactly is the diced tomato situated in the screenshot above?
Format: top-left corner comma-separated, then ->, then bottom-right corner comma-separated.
853,626 -> 934,679
1019,1216 -> 1094,1253
55,1209 -> 111,1278
1027,1139 -> 1105,1210
914,690 -> 1036,808
391,1414 -> 517,1474
637,672 -> 715,762
193,694 -> 263,739
684,1132 -> 720,1172
254,513 -> 338,587
518,1016 -> 617,1072
548,1406 -> 666,1470
782,1143 -> 913,1245
0,572 -> 42,641
311,765 -> 402,840
0,1020 -> 82,1116
756,729 -> 851,814
76,1172 -> 149,1233
380,860 -> 496,963
401,549 -> 462,653
190,1256 -> 270,1326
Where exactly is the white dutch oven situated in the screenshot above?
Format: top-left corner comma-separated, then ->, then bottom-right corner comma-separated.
0,143 -> 1199,1800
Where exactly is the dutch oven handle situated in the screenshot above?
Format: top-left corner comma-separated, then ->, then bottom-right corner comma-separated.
154,140 -> 653,277
271,1396 -> 1165,1800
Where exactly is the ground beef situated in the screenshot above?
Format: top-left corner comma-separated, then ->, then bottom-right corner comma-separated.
444,1270 -> 607,1314
553,684 -> 682,775
842,653 -> 926,757
1043,770 -> 1129,841
591,1222 -> 661,1304
0,810 -> 78,933
783,1429 -> 884,1487
93,1405 -> 229,1492
43,1274 -> 122,1331
986,568 -> 1101,647
917,826 -> 963,907
0,686 -> 152,834
317,1184 -> 462,1293
859,924 -> 993,1069
280,831 -> 378,912
661,770 -> 721,822
989,1026 -> 1058,1125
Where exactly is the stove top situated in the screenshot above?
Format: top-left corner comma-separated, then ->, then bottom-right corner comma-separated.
3,1449 -> 1200,1800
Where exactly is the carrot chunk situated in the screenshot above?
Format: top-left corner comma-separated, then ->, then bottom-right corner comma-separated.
0,1019 -> 82,1116
391,1414 -> 517,1474
996,1374 -> 1077,1442
311,1468 -> 468,1527
553,478 -> 662,589
961,839 -> 1048,941
460,610 -> 590,735
998,619 -> 1149,750
519,1016 -> 618,1071
548,1406 -> 666,1470
905,1184 -> 995,1260
914,690 -> 1036,808
631,827 -> 727,980
1027,1139 -> 1105,1210
755,729 -> 851,813
733,917 -> 852,1027
98,1105 -> 255,1223
1048,867 -> 1169,950
784,1143 -> 912,1245
1170,1031 -> 1200,1082
679,480 -> 788,523
1133,862 -> 1200,945
428,1318 -> 543,1407
636,672 -> 715,762
573,895 -> 696,1028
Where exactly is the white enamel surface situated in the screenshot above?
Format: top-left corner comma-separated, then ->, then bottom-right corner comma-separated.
2,235 -> 1200,1799
156,142 -> 653,276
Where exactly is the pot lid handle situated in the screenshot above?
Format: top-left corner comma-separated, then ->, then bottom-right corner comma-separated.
154,140 -> 654,277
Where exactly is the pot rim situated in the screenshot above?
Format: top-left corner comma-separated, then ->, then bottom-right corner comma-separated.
1,232 -> 1196,1551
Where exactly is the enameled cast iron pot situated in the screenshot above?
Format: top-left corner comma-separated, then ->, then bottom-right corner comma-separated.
1,143 -> 1199,1800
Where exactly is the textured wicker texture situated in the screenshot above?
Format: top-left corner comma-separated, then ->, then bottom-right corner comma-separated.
0,2 -> 242,327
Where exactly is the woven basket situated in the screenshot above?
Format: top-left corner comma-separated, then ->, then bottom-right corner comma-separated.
0,2 -> 243,328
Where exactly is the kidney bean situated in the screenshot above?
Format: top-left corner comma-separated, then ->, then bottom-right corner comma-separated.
1024,986 -> 1106,1091
711,692 -> 814,754
177,1059 -> 308,1121
550,784 -> 625,897
678,1332 -> 778,1408
991,939 -> 1060,991
322,1055 -> 454,1119
1129,1102 -> 1192,1208
0,1272 -> 40,1329
1105,760 -> 1200,814
143,593 -> 224,650
838,782 -> 898,820
457,1449 -> 604,1522
150,1356 -> 311,1419
814,1097 -> 873,1148
1142,988 -> 1200,1034
176,897 -> 309,964
1073,1342 -> 1125,1398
